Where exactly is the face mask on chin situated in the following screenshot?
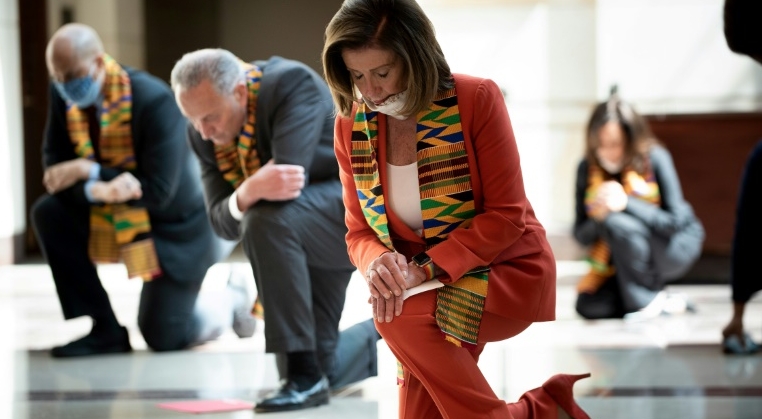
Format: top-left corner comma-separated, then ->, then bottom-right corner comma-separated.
356,86 -> 410,120
54,63 -> 103,108
596,153 -> 624,174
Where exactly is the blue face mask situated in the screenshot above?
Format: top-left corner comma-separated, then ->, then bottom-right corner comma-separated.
54,64 -> 103,108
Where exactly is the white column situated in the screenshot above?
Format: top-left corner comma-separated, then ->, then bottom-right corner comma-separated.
596,0 -> 762,114
416,0 -> 762,242
0,0 -> 26,264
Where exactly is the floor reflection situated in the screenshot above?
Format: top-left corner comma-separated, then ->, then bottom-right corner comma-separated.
3,262 -> 762,418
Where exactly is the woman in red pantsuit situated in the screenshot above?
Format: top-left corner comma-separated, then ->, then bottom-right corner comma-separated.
323,1 -> 591,417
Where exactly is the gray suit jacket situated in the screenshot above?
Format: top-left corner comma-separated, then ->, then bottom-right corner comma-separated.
187,56 -> 339,241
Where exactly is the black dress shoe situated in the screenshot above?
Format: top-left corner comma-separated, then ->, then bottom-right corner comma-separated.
254,376 -> 329,413
51,326 -> 132,358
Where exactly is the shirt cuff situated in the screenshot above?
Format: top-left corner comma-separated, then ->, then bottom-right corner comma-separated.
228,191 -> 244,221
84,180 -> 101,203
88,162 -> 101,180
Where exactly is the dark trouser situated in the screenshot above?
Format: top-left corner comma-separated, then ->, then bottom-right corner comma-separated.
731,140 -> 762,303
576,273 -> 627,319
240,180 -> 377,384
576,211 -> 704,317
31,193 -> 232,351
276,318 -> 380,389
328,319 -> 379,389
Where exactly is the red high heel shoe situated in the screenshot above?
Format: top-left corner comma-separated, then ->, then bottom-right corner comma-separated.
542,373 -> 591,419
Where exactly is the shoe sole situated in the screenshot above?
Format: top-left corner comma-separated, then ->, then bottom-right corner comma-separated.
51,346 -> 132,358
254,393 -> 329,413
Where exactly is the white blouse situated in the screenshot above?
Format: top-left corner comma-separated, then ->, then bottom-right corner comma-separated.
386,162 -> 424,236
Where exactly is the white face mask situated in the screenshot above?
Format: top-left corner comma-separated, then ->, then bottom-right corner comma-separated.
358,89 -> 410,120
596,153 -> 623,174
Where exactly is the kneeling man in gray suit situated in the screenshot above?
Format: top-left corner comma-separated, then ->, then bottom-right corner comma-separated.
171,49 -> 378,413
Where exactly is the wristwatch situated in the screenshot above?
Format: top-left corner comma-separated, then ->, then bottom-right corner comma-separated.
412,252 -> 432,267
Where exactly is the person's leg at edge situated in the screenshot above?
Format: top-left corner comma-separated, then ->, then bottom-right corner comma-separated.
723,141 -> 762,352
722,300 -> 758,354
724,300 -> 748,342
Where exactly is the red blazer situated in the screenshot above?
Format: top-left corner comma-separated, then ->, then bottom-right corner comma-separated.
334,74 -> 555,323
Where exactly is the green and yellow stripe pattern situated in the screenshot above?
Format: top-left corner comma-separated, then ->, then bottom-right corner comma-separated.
215,64 -> 263,189
351,87 -> 488,349
66,54 -> 161,281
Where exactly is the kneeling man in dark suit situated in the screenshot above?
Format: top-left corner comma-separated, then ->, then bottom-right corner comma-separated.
34,24 -> 255,358
172,49 -> 379,413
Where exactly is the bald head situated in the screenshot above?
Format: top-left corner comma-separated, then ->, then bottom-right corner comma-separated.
46,23 -> 104,83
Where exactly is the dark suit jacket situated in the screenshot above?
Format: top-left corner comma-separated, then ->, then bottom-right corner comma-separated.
43,66 -> 218,281
187,56 -> 338,241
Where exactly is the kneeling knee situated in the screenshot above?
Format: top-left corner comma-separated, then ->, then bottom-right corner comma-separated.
602,212 -> 646,238
246,202 -> 297,224
31,195 -> 60,233
139,321 -> 188,352
374,319 -> 397,342
575,293 -> 621,320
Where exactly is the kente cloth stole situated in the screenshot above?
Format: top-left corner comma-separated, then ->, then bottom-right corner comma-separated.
214,64 -> 263,320
351,88 -> 489,351
577,164 -> 660,293
214,64 -> 263,189
66,54 -> 161,281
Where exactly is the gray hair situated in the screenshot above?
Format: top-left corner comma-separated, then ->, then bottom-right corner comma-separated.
170,48 -> 245,95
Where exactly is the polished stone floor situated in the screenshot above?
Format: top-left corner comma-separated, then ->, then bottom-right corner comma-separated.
2,260 -> 762,418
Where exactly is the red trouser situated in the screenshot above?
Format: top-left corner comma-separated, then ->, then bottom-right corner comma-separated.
376,290 -> 561,419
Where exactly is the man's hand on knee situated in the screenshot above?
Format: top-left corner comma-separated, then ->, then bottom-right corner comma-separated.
236,160 -> 306,209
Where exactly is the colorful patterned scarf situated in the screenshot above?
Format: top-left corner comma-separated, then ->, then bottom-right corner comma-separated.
351,88 -> 489,351
212,63 -> 264,319
214,64 -> 263,188
66,54 -> 161,281
577,164 -> 661,293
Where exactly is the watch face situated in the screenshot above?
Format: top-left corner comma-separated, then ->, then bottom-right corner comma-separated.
412,252 -> 432,267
